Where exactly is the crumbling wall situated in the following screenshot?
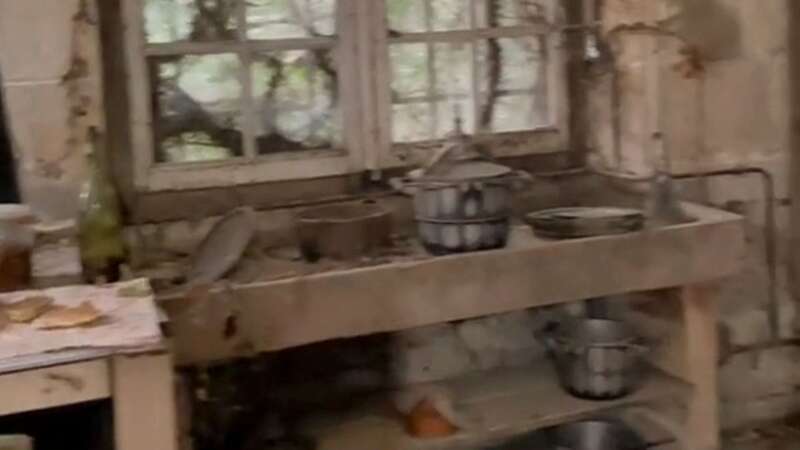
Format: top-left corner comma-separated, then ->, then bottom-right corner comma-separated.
591,0 -> 797,429
0,0 -> 104,220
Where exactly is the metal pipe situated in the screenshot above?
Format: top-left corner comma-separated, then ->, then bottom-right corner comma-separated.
674,168 -> 780,342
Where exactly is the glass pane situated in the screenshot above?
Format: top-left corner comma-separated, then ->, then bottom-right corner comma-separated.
144,0 -> 238,44
252,50 -> 341,154
487,94 -> 548,132
387,0 -> 427,33
476,37 -> 547,130
433,42 -> 472,96
387,0 -> 470,33
247,0 -> 336,40
392,103 -> 433,142
390,44 -> 429,99
481,0 -> 548,27
150,54 -> 243,163
430,0 -> 470,31
390,41 -> 475,142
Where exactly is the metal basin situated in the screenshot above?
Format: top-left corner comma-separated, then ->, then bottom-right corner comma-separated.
541,319 -> 648,400
550,420 -> 647,450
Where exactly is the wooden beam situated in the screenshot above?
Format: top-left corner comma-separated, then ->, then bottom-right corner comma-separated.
306,364 -> 688,450
681,283 -> 720,450
112,353 -> 178,450
0,436 -> 32,450
0,360 -> 110,417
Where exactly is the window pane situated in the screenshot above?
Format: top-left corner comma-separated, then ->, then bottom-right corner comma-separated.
478,0 -> 548,27
390,44 -> 429,99
387,0 -> 469,33
150,54 -> 243,163
387,0 -> 427,33
392,103 -> 432,143
477,37 -> 548,131
430,0 -> 470,31
144,0 -> 237,44
390,41 -> 474,142
433,42 -> 472,96
247,0 -> 336,40
252,50 -> 341,154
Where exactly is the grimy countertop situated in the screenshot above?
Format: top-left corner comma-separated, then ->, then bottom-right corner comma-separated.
160,202 -> 746,366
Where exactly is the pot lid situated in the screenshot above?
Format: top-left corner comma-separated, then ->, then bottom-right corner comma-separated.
426,159 -> 512,181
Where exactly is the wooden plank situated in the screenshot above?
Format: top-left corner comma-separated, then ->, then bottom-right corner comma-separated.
0,360 -> 110,416
0,436 -> 32,450
112,353 -> 178,450
305,364 -> 689,450
121,0 -> 155,190
143,37 -> 337,56
145,153 -> 353,191
388,25 -> 551,44
161,203 -> 745,364
681,283 -> 720,450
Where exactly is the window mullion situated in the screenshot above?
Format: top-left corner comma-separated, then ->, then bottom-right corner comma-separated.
236,0 -> 257,161
123,0 -> 156,190
423,0 -> 439,138
369,0 -> 393,172
337,0 -> 366,174
470,0 -> 482,134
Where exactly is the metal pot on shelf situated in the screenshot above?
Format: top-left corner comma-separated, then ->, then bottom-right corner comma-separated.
391,119 -> 531,255
539,318 -> 649,400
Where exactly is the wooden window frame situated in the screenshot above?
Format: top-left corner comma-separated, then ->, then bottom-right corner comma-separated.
369,0 -> 569,170
122,0 -> 569,193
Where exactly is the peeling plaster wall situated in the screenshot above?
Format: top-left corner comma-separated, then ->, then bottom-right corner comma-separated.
0,0 -> 104,220
0,0 -> 797,433
592,0 -> 797,429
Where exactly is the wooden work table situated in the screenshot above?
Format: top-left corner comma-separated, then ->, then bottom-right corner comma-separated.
160,202 -> 746,450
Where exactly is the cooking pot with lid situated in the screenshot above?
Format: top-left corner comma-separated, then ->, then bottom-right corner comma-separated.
392,121 -> 531,255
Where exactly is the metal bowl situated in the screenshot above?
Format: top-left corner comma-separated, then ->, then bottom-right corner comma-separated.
296,202 -> 393,261
541,319 -> 649,400
550,420 -> 647,450
525,207 -> 644,239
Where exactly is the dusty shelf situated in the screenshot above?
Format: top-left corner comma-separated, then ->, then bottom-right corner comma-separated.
304,363 -> 690,450
160,202 -> 745,365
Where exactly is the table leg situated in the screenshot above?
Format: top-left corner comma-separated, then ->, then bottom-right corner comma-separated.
681,283 -> 720,450
112,352 -> 178,450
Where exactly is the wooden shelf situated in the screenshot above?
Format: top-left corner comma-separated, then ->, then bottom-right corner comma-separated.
162,203 -> 745,365
305,363 -> 690,450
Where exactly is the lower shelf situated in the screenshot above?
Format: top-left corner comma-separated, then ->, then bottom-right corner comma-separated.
305,363 -> 690,450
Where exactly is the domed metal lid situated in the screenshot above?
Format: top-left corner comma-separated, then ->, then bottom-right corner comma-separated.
426,160 -> 512,181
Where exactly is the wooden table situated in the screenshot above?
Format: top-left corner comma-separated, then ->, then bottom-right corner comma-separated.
0,346 -> 177,450
162,202 -> 745,450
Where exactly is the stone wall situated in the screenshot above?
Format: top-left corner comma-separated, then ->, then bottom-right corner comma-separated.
590,0 -> 797,429
0,0 -> 103,220
0,0 -> 797,433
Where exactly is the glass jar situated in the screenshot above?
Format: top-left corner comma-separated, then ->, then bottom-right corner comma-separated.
0,221 -> 34,292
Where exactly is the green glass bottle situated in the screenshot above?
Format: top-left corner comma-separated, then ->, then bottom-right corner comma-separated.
78,127 -> 126,283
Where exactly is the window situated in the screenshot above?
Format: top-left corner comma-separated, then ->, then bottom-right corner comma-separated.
123,0 -> 567,191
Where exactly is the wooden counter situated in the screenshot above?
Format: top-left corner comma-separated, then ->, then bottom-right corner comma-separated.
161,202 -> 745,366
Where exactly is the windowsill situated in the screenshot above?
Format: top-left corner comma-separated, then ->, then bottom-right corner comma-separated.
129,151 -> 581,223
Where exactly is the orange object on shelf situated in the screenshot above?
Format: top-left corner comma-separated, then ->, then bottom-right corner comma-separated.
405,398 -> 458,439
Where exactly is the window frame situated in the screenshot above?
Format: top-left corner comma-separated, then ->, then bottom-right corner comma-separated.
369,0 -> 569,170
122,0 -> 569,192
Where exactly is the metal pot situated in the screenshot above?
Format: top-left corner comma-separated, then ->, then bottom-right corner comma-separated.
394,161 -> 530,255
550,419 -> 648,450
540,319 -> 649,400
